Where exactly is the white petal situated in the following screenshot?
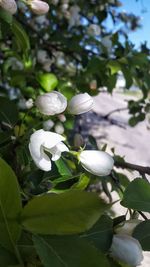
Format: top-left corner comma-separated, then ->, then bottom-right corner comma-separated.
29,129 -> 45,158
30,147 -> 52,171
43,131 -> 65,149
56,142 -> 69,152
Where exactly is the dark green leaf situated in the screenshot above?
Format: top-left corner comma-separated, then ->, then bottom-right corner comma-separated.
33,235 -> 110,267
0,158 -> 22,251
81,215 -> 113,252
0,97 -> 19,127
21,190 -> 108,235
121,179 -> 150,212
12,20 -> 30,54
132,220 -> 150,251
0,244 -> 17,266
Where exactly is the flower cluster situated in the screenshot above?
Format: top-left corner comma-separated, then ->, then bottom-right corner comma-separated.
29,88 -> 114,174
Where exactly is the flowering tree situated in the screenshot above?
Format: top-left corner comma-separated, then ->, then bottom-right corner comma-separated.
0,0 -> 150,266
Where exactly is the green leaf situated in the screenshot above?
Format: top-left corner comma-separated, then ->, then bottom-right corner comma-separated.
0,8 -> 13,24
0,244 -> 17,266
12,20 -> 30,54
21,190 -> 108,235
55,158 -> 72,177
121,179 -> 150,212
132,220 -> 150,251
107,61 -> 121,75
37,73 -> 58,92
81,215 -> 113,252
33,235 -> 110,267
0,97 -> 19,127
71,174 -> 90,190
0,158 -> 22,251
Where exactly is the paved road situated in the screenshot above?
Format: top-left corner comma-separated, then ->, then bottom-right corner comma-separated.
89,92 -> 150,266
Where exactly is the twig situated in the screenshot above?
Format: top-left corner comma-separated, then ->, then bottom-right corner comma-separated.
115,160 -> 150,175
104,107 -> 128,118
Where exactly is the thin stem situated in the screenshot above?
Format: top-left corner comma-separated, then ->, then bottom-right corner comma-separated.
115,160 -> 150,175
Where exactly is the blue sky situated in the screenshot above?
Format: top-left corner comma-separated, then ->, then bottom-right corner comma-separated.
119,0 -> 150,47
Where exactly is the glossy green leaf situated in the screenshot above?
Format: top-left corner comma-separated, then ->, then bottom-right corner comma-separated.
121,179 -> 150,212
55,158 -> 72,177
21,190 -> 108,235
132,220 -> 150,251
33,235 -> 110,267
81,215 -> 113,252
0,97 -> 19,126
37,73 -> 58,92
0,158 -> 22,251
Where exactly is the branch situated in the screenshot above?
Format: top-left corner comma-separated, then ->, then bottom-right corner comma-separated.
115,160 -> 150,175
104,107 -> 128,119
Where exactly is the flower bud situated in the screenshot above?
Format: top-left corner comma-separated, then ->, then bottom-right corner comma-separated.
0,0 -> 17,14
74,133 -> 84,148
79,150 -> 114,176
110,234 -> 143,266
68,93 -> 93,115
35,91 -> 67,115
115,219 -> 142,236
87,24 -> 101,36
43,119 -> 54,130
55,122 -> 64,135
28,0 -> 49,15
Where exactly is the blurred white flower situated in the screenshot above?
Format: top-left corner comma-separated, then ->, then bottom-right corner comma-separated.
35,91 -> 67,115
55,122 -> 64,134
79,150 -> 114,176
29,129 -> 69,171
87,24 -> 101,36
43,119 -> 54,130
28,0 -> 49,15
101,35 -> 112,54
0,0 -> 17,14
18,98 -> 33,110
110,235 -> 143,266
68,93 -> 93,115
68,5 -> 80,29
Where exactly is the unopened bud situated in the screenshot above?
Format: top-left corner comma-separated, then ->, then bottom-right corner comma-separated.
0,0 -> 17,14
28,0 -> 49,15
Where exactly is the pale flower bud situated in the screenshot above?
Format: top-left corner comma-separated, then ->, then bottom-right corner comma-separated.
0,0 -> 17,14
43,119 -> 54,130
115,219 -> 142,236
28,0 -> 49,15
67,93 -> 93,115
55,122 -> 64,135
110,235 -> 143,266
35,91 -> 67,115
79,150 -> 114,176
74,133 -> 84,148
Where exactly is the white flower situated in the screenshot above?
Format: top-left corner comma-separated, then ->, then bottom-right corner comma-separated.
29,129 -> 69,171
110,234 -> 143,266
0,0 -> 17,14
79,150 -> 114,176
28,0 -> 49,15
87,24 -> 101,37
35,91 -> 67,115
67,93 -> 93,115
